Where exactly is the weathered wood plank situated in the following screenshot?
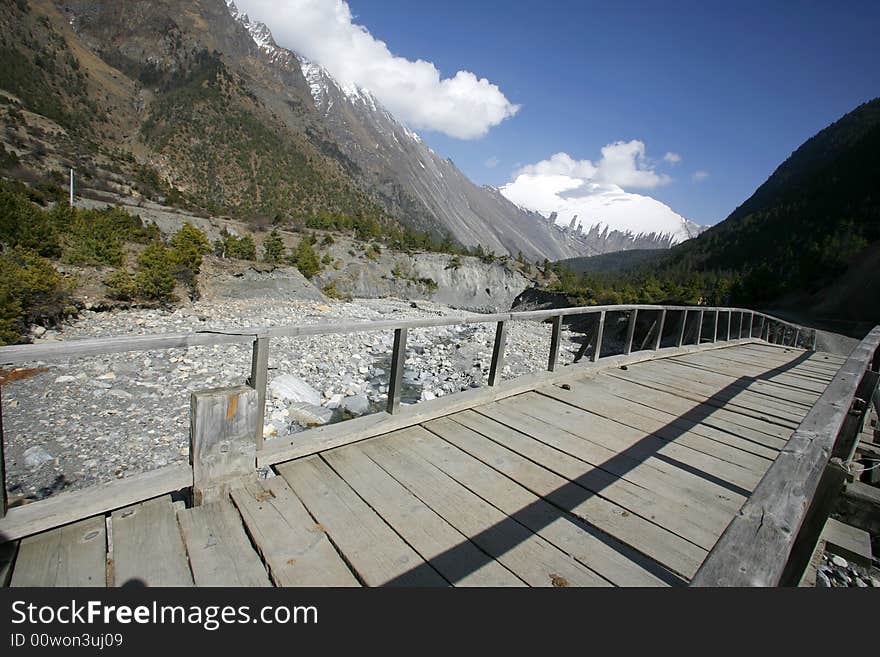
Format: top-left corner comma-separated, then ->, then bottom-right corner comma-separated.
451,409 -> 726,545
177,499 -> 271,587
230,477 -> 357,586
540,381 -> 779,464
665,355 -> 830,393
422,416 -> 705,578
689,350 -> 837,382
111,496 -> 193,587
0,464 -> 192,542
322,447 -> 523,587
361,430 -> 610,586
593,374 -> 795,441
514,392 -> 762,491
11,516 -> 106,587
277,456 -> 447,586
692,326 -> 880,587
478,400 -> 740,519
0,540 -> 17,586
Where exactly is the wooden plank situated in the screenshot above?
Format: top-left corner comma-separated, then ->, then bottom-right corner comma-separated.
451,409 -> 726,546
230,477 -> 358,586
0,463 -> 192,542
11,516 -> 106,587
540,381 -> 780,463
692,326 -> 880,587
277,456 -> 447,586
111,496 -> 193,587
691,349 -> 838,382
592,310 -> 606,361
479,399 -> 741,519
665,355 -> 830,394
547,315 -> 562,371
514,392 -> 762,492
257,338 -> 764,467
606,368 -> 803,430
361,430 -> 610,587
177,499 -> 271,587
740,343 -> 845,366
594,373 -> 795,441
422,416 -> 706,579
322,446 -> 523,587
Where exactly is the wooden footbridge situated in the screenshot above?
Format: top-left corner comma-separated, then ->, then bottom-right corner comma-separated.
0,305 -> 877,587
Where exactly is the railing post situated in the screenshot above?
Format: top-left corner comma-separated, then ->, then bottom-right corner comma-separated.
712,310 -> 719,343
249,334 -> 269,451
653,309 -> 666,351
488,321 -> 508,386
726,311 -> 732,341
748,312 -> 755,338
0,386 -> 6,519
624,309 -> 638,355
591,311 -> 606,362
793,328 -> 800,349
737,311 -> 744,339
547,315 -> 562,372
387,328 -> 407,414
696,310 -> 704,344
190,385 -> 258,505
676,309 -> 688,347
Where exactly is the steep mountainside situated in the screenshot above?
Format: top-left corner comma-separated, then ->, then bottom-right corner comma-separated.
0,0 -> 688,261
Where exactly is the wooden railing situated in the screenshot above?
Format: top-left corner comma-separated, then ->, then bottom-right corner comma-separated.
0,304 -> 810,539
692,325 -> 880,586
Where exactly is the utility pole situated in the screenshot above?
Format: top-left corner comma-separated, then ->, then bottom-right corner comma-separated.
69,168 -> 74,207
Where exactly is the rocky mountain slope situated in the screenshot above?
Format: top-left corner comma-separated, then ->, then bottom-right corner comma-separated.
0,0 -> 685,262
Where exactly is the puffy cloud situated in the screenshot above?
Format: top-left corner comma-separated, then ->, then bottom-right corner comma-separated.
235,0 -> 519,139
514,141 -> 671,191
692,170 -> 709,182
663,151 -> 682,164
500,141 -> 695,242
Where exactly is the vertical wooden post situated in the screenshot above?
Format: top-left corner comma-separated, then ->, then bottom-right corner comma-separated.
726,312 -> 732,341
547,315 -> 562,372
793,328 -> 800,349
653,310 -> 666,351
387,328 -> 407,414
488,321 -> 508,386
696,310 -> 704,344
676,309 -> 688,347
0,386 -> 6,519
748,313 -> 755,338
712,311 -> 719,343
249,335 -> 269,451
623,309 -> 638,355
592,311 -> 606,362
190,385 -> 258,505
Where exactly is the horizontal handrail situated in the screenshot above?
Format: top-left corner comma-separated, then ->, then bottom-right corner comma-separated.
0,304 -> 808,365
691,324 -> 880,586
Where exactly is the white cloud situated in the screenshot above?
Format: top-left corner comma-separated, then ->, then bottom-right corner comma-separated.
663,151 -> 682,164
692,170 -> 709,182
484,156 -> 500,169
234,0 -> 519,139
514,141 -> 671,190
500,141 -> 696,242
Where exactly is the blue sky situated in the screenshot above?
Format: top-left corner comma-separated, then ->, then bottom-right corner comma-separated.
336,0 -> 880,226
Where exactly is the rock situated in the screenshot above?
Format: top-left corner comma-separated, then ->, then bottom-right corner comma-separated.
23,445 -> 55,468
54,375 -> 77,384
817,571 -> 831,588
421,390 -> 436,402
108,389 -> 133,399
269,375 -> 322,406
31,325 -> 47,338
831,555 -> 848,568
325,393 -> 344,409
342,394 -> 370,416
287,402 -> 333,427
97,372 -> 117,380
263,424 -> 278,438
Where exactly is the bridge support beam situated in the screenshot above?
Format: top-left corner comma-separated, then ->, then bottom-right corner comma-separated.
547,315 -> 563,372
190,385 -> 258,505
488,321 -> 508,386
387,328 -> 407,413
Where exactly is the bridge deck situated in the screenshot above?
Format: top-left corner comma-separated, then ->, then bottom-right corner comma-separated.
3,343 -> 845,587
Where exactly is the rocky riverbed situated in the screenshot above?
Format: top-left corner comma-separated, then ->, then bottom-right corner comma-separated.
2,297 -> 585,501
